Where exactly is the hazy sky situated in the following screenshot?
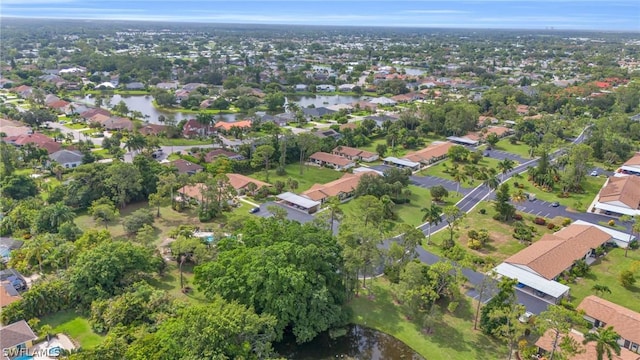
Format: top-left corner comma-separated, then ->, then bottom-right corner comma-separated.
2,0 -> 639,31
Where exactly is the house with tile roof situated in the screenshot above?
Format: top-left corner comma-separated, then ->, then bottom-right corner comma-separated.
618,152 -> 640,176
225,173 -> 271,194
536,329 -> 640,360
0,280 -> 22,309
177,183 -> 208,203
302,171 -> 378,204
577,295 -> 640,354
593,176 -> 640,216
403,141 -> 455,166
308,152 -> 355,171
167,159 -> 203,175
4,133 -> 61,154
49,149 -> 83,168
213,120 -> 252,132
331,146 -> 379,162
182,119 -> 215,138
204,149 -> 244,162
494,222 -> 624,306
0,320 -> 38,360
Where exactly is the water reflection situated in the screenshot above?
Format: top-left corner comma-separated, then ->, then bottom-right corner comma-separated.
274,325 -> 424,360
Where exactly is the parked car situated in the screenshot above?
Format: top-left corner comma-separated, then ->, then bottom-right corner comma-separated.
249,207 -> 260,214
590,170 -> 598,176
551,202 -> 560,207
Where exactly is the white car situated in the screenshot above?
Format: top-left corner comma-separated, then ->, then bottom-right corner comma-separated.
590,170 -> 598,176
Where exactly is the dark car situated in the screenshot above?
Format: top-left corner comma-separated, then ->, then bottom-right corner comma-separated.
249,207 -> 260,214
484,152 -> 490,157
551,202 -> 560,207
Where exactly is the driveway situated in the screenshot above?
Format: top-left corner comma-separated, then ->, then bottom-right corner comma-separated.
253,201 -> 316,224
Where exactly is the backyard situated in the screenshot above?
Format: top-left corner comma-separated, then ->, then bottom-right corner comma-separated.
569,247 -> 640,312
349,278 -> 506,360
40,311 -> 103,349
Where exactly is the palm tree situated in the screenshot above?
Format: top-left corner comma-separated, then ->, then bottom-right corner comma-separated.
449,165 -> 467,196
583,326 -> 621,360
421,203 -> 442,245
483,175 -> 500,194
511,189 -> 528,204
25,235 -> 53,274
591,284 -> 611,296
125,132 -> 146,155
497,158 -> 516,182
325,196 -> 343,234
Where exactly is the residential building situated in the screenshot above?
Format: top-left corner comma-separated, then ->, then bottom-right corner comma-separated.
302,171 -> 377,204
308,152 -> 355,171
225,173 -> 271,194
593,176 -> 640,216
0,238 -> 23,264
382,157 -> 420,171
49,149 -> 83,168
204,149 -> 244,162
213,120 -> 252,132
177,183 -> 207,203
618,152 -> 640,176
577,295 -> 640,354
303,107 -> 336,119
276,192 -> 321,214
80,107 -> 111,121
4,133 -> 61,154
138,124 -> 167,136
494,222 -> 625,306
168,159 -> 203,175
182,119 -> 215,138
536,329 -> 639,360
0,280 -> 22,309
331,146 -> 379,162
403,141 -> 455,166
0,320 -> 38,360
313,129 -> 341,140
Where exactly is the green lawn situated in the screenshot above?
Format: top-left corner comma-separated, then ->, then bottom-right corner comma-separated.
393,185 -> 462,228
349,278 -> 506,360
64,123 -> 87,130
147,262 -> 209,304
419,158 -> 506,188
569,248 -> 640,312
250,163 -> 343,192
494,138 -> 533,159
506,175 -> 606,212
40,310 -> 104,349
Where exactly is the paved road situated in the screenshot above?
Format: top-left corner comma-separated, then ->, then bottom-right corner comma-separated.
47,120 -> 106,146
410,174 -> 473,195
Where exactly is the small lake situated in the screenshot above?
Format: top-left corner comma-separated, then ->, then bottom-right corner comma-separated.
75,94 -> 238,124
274,325 -> 424,360
287,95 -> 362,108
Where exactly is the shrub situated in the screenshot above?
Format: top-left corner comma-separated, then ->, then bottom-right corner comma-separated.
547,222 -> 556,230
468,239 -> 482,250
562,218 -> 572,227
513,182 -> 519,188
533,217 -> 546,225
467,229 -> 479,240
477,229 -> 490,245
608,219 -> 615,227
619,270 -> 636,288
479,208 -> 486,214
630,240 -> 639,250
514,213 -> 523,221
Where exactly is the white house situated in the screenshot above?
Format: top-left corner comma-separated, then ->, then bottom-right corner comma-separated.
49,149 -> 83,168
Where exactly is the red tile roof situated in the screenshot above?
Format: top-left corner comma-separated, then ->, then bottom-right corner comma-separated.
578,296 -> 640,345
309,152 -> 354,167
213,120 -> 252,131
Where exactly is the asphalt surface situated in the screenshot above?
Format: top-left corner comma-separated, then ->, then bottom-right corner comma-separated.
410,174 -> 473,195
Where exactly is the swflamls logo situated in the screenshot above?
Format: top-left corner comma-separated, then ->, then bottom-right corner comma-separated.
3,346 -> 61,358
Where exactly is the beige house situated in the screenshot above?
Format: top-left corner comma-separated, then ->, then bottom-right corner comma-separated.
308,152 -> 355,171
302,171 -> 378,204
594,176 -> 640,216
403,141 -> 455,166
331,146 -> 379,162
578,295 -> 640,354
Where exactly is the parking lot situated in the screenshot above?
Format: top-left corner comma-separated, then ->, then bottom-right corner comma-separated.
410,174 -> 474,195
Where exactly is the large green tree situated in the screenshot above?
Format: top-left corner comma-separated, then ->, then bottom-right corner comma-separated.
582,326 -> 621,360
537,305 -> 587,360
126,297 -> 277,360
194,218 -> 346,343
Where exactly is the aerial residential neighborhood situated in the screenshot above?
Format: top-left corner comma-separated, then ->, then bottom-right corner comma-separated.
0,3 -> 639,359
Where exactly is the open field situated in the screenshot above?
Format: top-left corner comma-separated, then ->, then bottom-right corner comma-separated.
349,278 -> 506,360
250,162 -> 343,192
569,248 -> 640,313
40,311 -> 104,349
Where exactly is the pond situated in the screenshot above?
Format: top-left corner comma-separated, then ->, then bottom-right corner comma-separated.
74,94 -> 238,124
287,95 -> 363,108
274,325 -> 424,360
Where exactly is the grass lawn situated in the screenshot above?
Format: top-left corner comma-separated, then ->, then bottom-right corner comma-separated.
64,123 -> 87,130
494,138 -> 533,159
393,185 -> 462,228
40,310 -> 104,349
419,158 -> 506,188
92,149 -> 111,158
147,262 -> 209,304
506,175 -> 606,212
423,200 -> 561,263
157,138 -> 213,146
250,163 -> 343,192
349,278 -> 506,360
569,248 -> 640,312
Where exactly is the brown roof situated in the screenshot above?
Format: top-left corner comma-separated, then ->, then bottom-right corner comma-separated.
102,117 -> 133,131
598,176 -> 640,209
177,183 -> 207,201
0,282 -> 22,308
309,152 -> 354,167
7,133 -> 62,154
204,149 -> 243,162
213,120 -> 252,131
89,113 -> 111,124
505,224 -> 612,280
169,159 -> 204,174
536,329 -> 639,360
623,152 -> 640,166
485,126 -> 512,137
80,107 -> 111,119
404,141 -> 454,163
577,295 -> 640,345
332,146 -> 363,157
139,124 -> 167,136
302,172 -> 377,202
0,320 -> 37,352
225,173 -> 271,190
48,100 -> 70,109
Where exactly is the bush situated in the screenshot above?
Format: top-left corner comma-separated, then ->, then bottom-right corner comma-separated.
468,239 -> 482,250
562,218 -> 572,227
479,208 -> 486,214
630,240 -> 639,250
477,229 -> 490,245
514,213 -> 523,221
619,270 -> 636,288
547,222 -> 556,230
123,209 -> 154,235
467,230 -> 479,240
513,182 -> 519,188
533,217 -> 546,225
608,219 -> 615,226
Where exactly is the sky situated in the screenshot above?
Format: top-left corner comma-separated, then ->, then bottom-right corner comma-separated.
2,0 -> 639,31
